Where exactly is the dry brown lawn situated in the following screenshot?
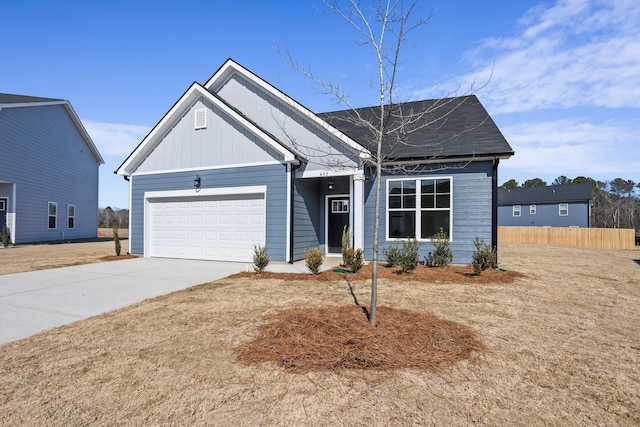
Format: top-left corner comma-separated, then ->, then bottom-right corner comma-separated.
1,243 -> 639,426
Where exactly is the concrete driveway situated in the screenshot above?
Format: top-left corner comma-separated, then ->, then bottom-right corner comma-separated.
0,257 -> 247,344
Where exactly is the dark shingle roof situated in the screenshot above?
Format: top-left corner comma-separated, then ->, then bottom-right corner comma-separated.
317,95 -> 513,161
0,93 -> 64,104
498,183 -> 593,205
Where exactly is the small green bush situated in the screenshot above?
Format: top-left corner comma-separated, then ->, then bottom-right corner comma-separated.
344,247 -> 364,272
425,228 -> 453,267
341,225 -> 351,267
2,224 -> 10,247
471,237 -> 497,275
399,238 -> 420,273
383,241 -> 402,267
304,247 -> 325,275
252,244 -> 270,274
113,226 -> 121,256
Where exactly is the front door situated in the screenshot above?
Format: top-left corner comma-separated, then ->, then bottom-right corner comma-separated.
0,198 -> 6,229
327,196 -> 350,254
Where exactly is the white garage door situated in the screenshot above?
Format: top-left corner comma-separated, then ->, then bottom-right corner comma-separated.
147,193 -> 265,262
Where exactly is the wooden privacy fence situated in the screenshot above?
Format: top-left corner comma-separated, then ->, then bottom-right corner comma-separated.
498,226 -> 636,250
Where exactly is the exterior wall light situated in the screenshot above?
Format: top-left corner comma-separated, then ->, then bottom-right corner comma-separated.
194,175 -> 201,190
328,180 -> 334,191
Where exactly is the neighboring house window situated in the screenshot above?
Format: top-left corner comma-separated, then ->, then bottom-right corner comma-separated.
48,202 -> 57,229
513,205 -> 521,217
530,205 -> 536,215
194,108 -> 207,129
559,203 -> 569,216
68,205 -> 75,229
387,177 -> 452,240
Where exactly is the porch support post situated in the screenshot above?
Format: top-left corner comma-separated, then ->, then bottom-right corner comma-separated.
352,172 -> 365,251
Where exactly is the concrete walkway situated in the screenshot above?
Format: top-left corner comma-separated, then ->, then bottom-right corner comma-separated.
0,257 -> 342,345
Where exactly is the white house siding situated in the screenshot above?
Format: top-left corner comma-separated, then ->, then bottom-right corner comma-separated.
135,97 -> 283,173
215,73 -> 360,172
0,104 -> 100,243
129,164 -> 288,261
363,161 -> 494,264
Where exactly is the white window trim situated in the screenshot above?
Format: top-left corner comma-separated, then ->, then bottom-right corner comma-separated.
48,202 -> 57,229
385,176 -> 453,242
530,205 -> 536,215
68,204 -> 76,229
559,203 -> 569,216
513,205 -> 521,217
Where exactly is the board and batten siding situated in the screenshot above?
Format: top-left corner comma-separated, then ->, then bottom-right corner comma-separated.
498,201 -> 590,227
0,104 -> 100,243
130,164 -> 288,260
135,97 -> 284,173
215,73 -> 359,172
363,161 -> 495,264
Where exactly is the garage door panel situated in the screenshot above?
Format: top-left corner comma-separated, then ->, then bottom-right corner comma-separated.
148,193 -> 265,262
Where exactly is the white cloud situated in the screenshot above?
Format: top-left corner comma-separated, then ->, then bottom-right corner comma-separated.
83,120 -> 150,156
412,0 -> 640,113
499,118 -> 640,179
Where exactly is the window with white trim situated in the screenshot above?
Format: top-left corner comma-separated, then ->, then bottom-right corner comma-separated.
513,205 -> 521,217
530,205 -> 536,215
48,202 -> 57,229
559,203 -> 568,216
68,205 -> 75,229
331,199 -> 349,213
387,177 -> 452,240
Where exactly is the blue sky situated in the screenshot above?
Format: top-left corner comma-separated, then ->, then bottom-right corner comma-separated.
2,0 -> 638,208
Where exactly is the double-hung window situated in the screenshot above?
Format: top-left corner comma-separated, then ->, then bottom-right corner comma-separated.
48,202 -> 57,229
387,177 -> 452,240
559,203 -> 568,216
513,205 -> 521,217
68,205 -> 75,229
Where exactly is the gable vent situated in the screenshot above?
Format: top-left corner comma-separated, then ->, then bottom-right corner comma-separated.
194,108 -> 207,129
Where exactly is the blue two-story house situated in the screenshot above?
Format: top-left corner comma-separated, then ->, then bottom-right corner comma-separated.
498,183 -> 593,228
0,94 -> 104,244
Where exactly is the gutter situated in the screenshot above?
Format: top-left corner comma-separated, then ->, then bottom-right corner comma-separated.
492,157 -> 499,251
288,161 -> 302,263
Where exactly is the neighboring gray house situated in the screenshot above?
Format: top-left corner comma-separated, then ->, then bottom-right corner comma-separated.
117,59 -> 513,263
0,94 -> 104,244
498,183 -> 593,228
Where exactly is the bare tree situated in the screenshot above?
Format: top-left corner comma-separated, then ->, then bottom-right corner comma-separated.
282,0 -> 489,325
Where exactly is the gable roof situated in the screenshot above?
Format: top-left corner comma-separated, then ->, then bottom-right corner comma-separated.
498,183 -> 593,205
318,95 -> 513,163
205,59 -> 370,159
0,93 -> 104,164
116,82 -> 300,176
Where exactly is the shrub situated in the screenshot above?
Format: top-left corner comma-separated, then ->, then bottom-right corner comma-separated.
253,244 -> 270,274
113,226 -> 121,256
425,228 -> 453,267
383,242 -> 402,267
399,238 -> 420,273
344,247 -> 364,272
2,224 -> 10,247
471,237 -> 498,275
341,225 -> 351,267
304,247 -> 325,275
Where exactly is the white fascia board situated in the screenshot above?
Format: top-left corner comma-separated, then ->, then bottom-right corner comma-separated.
379,155 -> 512,168
204,59 -> 372,159
1,100 -> 104,164
295,167 -> 361,179
144,185 -> 267,200
116,83 -> 297,177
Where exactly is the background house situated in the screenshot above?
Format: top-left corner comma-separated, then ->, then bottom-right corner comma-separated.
498,183 -> 593,228
117,59 -> 513,264
0,94 -> 104,244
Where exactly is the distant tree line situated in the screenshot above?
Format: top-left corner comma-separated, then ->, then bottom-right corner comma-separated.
500,176 -> 640,232
98,207 -> 129,228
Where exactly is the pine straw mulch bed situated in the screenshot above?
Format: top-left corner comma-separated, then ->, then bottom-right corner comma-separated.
233,263 -> 522,372
230,262 -> 524,284
236,305 -> 485,372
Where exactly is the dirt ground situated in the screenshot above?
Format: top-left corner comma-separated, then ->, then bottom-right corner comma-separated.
1,243 -> 639,425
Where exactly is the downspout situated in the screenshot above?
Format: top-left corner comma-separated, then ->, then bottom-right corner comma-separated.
492,157 -> 499,252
